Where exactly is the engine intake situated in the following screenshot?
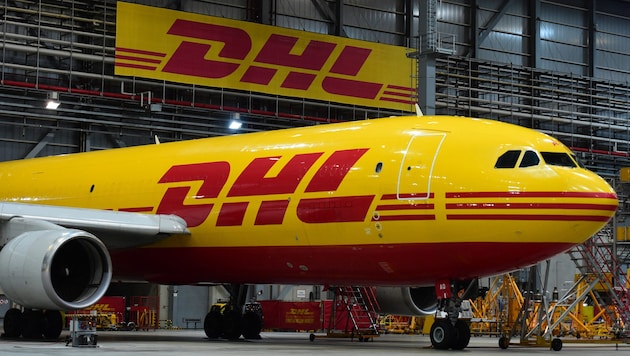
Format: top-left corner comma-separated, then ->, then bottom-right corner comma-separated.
375,286 -> 437,316
0,228 -> 112,310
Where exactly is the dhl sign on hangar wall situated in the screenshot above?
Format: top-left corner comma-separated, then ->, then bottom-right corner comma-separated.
115,2 -> 417,112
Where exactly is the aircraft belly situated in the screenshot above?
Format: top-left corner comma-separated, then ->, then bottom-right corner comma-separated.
109,240 -> 573,286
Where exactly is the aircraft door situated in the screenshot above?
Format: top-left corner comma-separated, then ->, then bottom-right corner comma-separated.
397,133 -> 446,200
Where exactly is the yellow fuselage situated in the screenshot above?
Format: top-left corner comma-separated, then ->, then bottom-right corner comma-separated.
0,116 -> 617,285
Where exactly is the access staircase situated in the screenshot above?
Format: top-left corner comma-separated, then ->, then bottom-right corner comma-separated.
567,227 -> 630,337
325,286 -> 381,341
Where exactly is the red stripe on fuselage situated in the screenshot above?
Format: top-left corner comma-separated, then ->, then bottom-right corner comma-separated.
109,241 -> 574,285
446,202 -> 617,211
447,214 -> 611,221
373,214 -> 435,221
119,207 -> 154,212
381,193 -> 434,200
376,204 -> 434,210
446,191 -> 617,199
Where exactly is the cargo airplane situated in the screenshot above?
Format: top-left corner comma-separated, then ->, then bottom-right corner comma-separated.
0,115 -> 617,350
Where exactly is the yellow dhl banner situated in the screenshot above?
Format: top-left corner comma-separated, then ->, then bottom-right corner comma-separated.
115,2 -> 416,111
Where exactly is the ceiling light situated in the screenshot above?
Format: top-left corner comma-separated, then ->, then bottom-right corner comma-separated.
229,120 -> 242,130
46,92 -> 60,110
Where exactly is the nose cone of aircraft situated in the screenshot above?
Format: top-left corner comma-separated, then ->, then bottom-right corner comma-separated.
564,168 -> 618,243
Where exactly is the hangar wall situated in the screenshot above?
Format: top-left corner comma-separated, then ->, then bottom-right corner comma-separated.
1,0 -> 629,175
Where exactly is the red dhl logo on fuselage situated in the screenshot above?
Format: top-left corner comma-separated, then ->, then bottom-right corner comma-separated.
119,148 -> 374,227
117,148 -> 617,228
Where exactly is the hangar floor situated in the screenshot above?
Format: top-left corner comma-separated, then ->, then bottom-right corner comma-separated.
0,330 -> 629,355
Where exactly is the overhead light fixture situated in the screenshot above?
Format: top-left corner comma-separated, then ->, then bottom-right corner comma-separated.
229,120 -> 242,130
46,92 -> 60,110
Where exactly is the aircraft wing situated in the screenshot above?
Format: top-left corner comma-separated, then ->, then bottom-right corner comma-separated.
0,201 -> 189,249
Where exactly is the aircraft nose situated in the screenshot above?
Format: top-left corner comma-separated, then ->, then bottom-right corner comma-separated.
567,169 -> 617,232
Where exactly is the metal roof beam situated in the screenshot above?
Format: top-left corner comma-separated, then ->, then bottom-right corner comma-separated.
310,0 -> 347,37
25,131 -> 55,159
478,0 -> 514,45
529,0 -> 541,69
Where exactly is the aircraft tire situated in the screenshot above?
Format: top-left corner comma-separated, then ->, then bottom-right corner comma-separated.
3,308 -> 23,338
430,319 -> 455,350
222,308 -> 242,340
453,320 -> 470,350
241,310 -> 262,339
203,310 -> 222,339
42,310 -> 62,339
21,309 -> 44,339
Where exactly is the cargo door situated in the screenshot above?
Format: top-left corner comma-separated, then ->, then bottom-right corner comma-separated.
397,132 -> 446,200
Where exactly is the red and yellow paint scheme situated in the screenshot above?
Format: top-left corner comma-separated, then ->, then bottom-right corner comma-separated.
0,115 -> 616,291
114,2 -> 416,112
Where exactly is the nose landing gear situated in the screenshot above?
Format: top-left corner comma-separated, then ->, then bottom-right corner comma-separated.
429,280 -> 472,350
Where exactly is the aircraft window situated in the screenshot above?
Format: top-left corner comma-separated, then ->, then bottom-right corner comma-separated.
541,152 -> 577,167
571,154 -> 586,168
495,150 -> 521,168
519,150 -> 540,167
375,162 -> 383,173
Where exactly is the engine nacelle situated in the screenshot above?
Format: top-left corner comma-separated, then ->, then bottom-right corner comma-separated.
375,286 -> 438,316
0,228 -> 112,310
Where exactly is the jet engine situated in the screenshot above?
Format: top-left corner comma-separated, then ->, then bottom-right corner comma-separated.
375,286 -> 438,316
0,228 -> 112,310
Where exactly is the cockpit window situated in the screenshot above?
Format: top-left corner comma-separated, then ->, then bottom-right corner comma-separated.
495,150 -> 521,168
541,152 -> 577,167
571,154 -> 586,168
519,150 -> 540,167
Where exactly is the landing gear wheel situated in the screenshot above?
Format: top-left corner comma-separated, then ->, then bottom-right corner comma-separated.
430,319 -> 455,350
222,308 -> 242,340
42,310 -> 62,339
3,308 -> 23,338
453,320 -> 471,350
499,336 -> 510,349
551,338 -> 562,351
204,310 -> 222,339
21,309 -> 43,339
241,310 -> 262,339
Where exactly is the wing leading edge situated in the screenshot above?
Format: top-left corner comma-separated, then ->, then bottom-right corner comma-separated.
0,202 -> 189,249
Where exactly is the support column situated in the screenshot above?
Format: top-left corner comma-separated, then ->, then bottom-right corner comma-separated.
419,53 -> 437,115
416,0 -> 438,115
159,285 -> 170,328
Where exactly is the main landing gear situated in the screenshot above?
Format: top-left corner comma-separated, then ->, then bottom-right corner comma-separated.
203,284 -> 263,340
429,280 -> 472,350
2,308 -> 63,340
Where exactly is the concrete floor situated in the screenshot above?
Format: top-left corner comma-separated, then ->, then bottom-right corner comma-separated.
0,330 -> 628,355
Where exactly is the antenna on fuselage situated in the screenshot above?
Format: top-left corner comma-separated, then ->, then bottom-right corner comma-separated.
415,103 -> 424,117
154,135 -> 161,144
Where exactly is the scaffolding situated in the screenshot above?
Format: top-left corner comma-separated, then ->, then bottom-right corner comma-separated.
470,265 -> 629,350
315,286 -> 381,342
435,57 -> 630,178
566,228 -> 630,338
